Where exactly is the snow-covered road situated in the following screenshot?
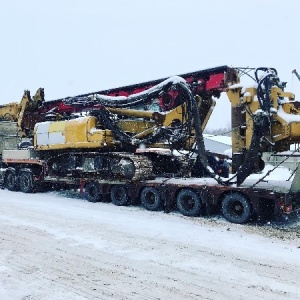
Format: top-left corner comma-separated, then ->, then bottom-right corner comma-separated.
0,189 -> 299,300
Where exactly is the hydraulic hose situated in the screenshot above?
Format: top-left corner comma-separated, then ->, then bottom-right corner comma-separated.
235,114 -> 269,185
95,76 -> 185,108
91,78 -> 194,148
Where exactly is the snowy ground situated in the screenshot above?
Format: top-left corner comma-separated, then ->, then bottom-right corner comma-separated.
0,186 -> 299,300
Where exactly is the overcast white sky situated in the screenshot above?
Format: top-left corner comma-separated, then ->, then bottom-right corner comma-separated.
1,0 -> 300,129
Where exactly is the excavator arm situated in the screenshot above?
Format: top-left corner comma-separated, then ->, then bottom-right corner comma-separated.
17,88 -> 45,136
31,68 -> 239,182
0,88 -> 44,137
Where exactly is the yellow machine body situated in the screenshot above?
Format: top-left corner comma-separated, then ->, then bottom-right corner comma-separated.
34,116 -> 117,150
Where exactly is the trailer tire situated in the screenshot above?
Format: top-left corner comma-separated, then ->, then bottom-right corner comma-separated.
176,188 -> 202,217
84,182 -> 101,203
140,187 -> 162,211
19,172 -> 34,193
110,185 -> 129,206
221,193 -> 251,224
5,170 -> 18,191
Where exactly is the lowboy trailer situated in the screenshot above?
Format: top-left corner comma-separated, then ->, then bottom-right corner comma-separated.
0,148 -> 299,224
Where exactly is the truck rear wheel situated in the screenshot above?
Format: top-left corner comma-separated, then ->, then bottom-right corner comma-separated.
19,172 -> 34,193
176,188 -> 202,217
221,193 -> 251,224
140,187 -> 162,211
110,185 -> 129,206
5,170 -> 18,191
84,182 -> 101,203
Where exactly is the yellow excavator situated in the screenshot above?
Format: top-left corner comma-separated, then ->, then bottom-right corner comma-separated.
0,88 -> 44,136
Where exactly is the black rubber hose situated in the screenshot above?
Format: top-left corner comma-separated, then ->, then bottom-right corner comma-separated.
94,78 -> 177,108
92,80 -> 194,147
255,67 -> 277,82
235,114 -> 269,186
257,73 -> 273,112
175,82 -> 230,184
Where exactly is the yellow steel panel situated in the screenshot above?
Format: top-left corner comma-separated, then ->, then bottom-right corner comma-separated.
117,120 -> 155,133
48,120 -> 66,132
65,116 -> 96,143
88,129 -> 114,145
226,87 -> 242,106
35,116 -> 118,150
290,123 -> 300,137
163,104 -> 184,127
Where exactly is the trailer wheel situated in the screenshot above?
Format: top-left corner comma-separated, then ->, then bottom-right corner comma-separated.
140,187 -> 162,211
176,189 -> 202,217
221,193 -> 251,224
19,172 -> 34,193
84,182 -> 101,203
5,170 -> 18,191
110,185 -> 129,206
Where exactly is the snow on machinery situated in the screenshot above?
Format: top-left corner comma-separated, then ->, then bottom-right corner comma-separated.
33,76 -> 203,181
0,66 -> 239,182
227,67 -> 300,184
1,66 -> 300,183
30,66 -> 300,185
0,66 -> 300,223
